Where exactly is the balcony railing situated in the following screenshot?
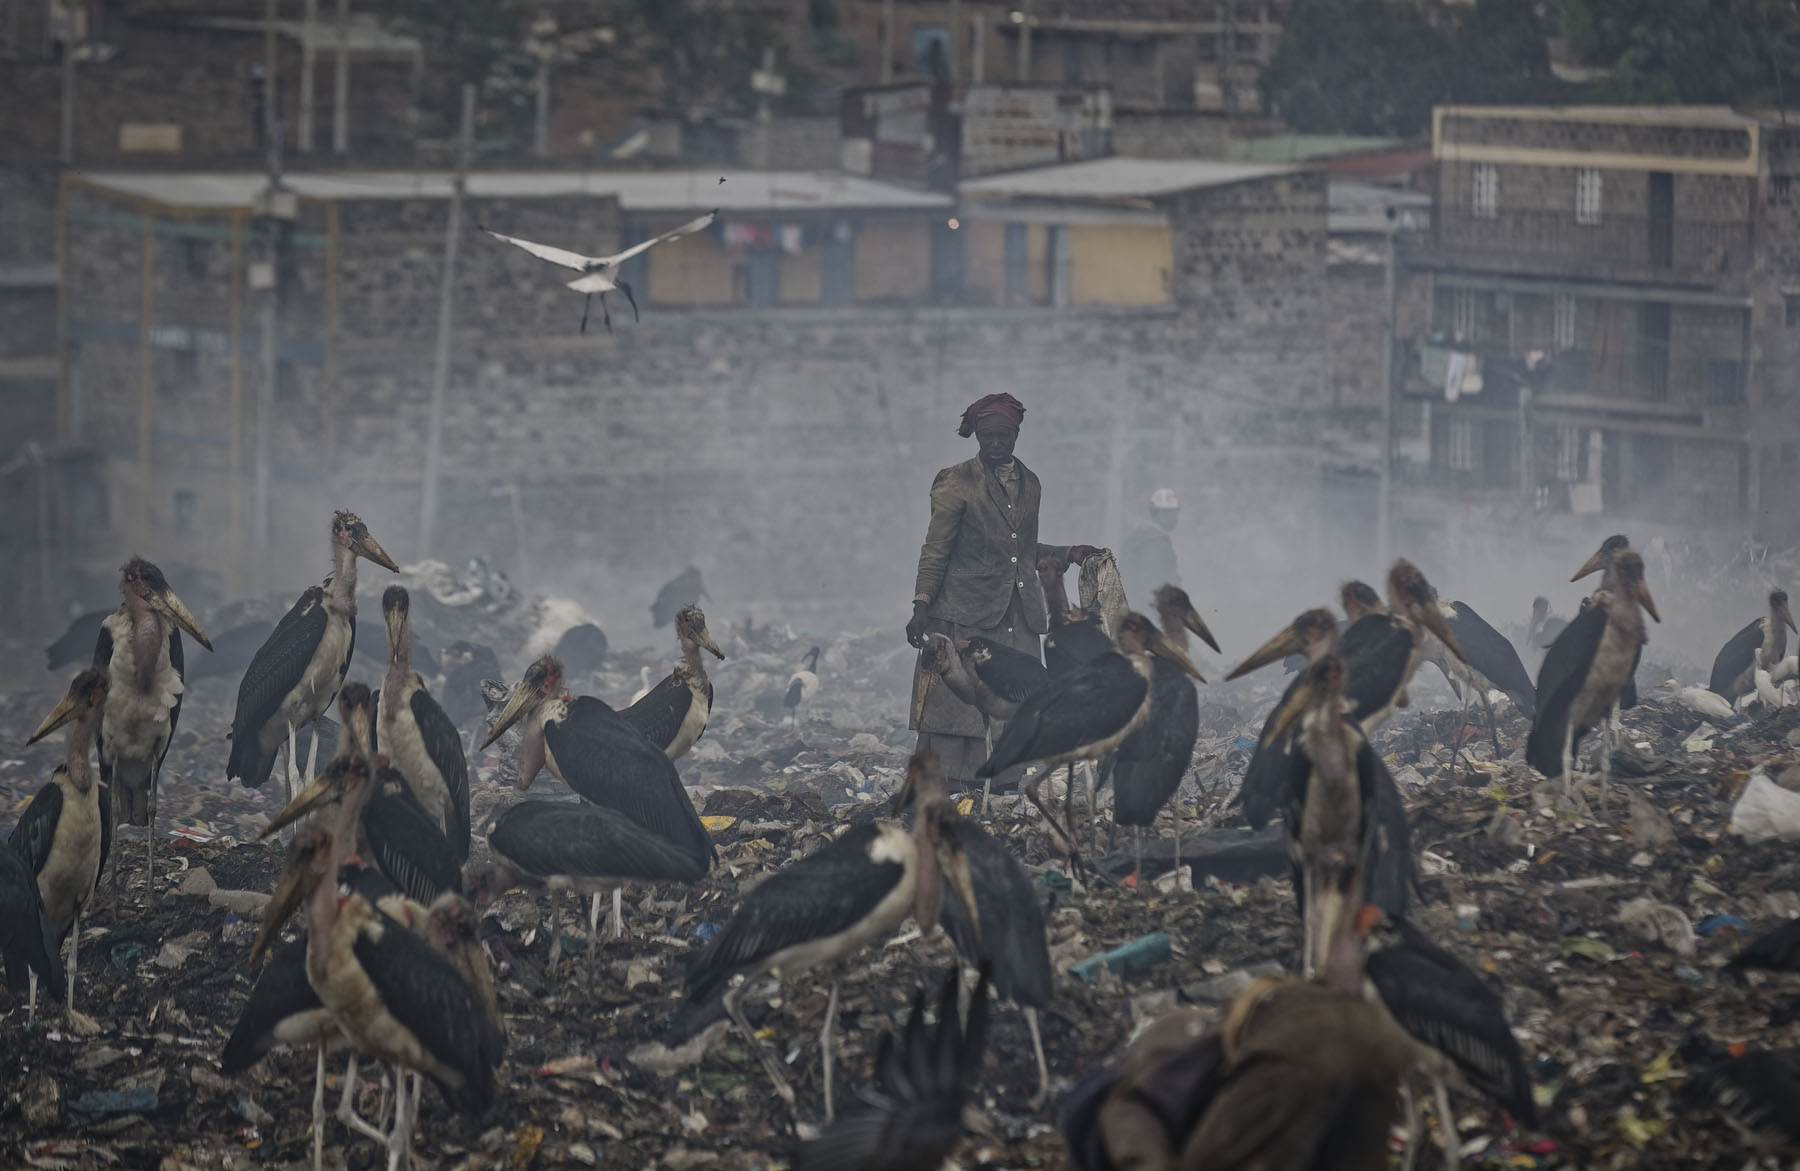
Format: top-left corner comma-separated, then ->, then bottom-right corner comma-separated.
1434,209 -> 1752,283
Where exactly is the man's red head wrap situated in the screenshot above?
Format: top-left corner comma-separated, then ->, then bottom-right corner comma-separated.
957,393 -> 1026,437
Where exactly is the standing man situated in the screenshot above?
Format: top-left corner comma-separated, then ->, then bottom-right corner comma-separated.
906,393 -> 1102,789
1119,488 -> 1181,599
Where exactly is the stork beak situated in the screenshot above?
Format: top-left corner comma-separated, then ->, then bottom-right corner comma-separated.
258,771 -> 342,840
1571,547 -> 1609,582
152,588 -> 213,651
1634,580 -> 1661,624
1227,625 -> 1304,681
1149,631 -> 1203,681
695,626 -> 725,660
249,843 -> 321,967
937,837 -> 981,945
1263,680 -> 1315,749
1301,878 -> 1348,982
1781,601 -> 1797,635
27,688 -> 84,745
1415,602 -> 1465,662
1183,607 -> 1222,655
353,531 -> 400,572
480,683 -> 533,750
383,603 -> 407,660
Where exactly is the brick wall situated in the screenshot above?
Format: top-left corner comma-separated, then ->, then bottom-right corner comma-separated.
1112,111 -> 1230,158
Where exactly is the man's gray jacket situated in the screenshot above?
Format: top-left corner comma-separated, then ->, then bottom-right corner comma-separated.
912,456 -> 1071,635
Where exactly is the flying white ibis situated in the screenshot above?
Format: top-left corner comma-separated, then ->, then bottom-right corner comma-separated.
466,799 -> 708,981
784,645 -> 821,727
1227,607 -> 1341,831
1709,588 -> 1795,707
228,511 -> 398,800
794,965 -> 991,1171
683,751 -> 979,1122
619,604 -> 725,758
481,209 -> 719,334
377,586 -> 470,860
1111,585 -> 1216,881
12,668 -> 110,1019
1528,549 -> 1658,807
92,557 -> 213,886
979,613 -> 1201,862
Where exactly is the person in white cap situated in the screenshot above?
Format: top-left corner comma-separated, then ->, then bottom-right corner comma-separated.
1120,488 -> 1181,598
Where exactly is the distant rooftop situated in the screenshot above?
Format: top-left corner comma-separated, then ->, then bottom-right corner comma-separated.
1227,134 -> 1402,163
1329,179 -> 1430,236
959,157 -> 1297,202
1436,104 -> 1766,129
73,170 -> 954,213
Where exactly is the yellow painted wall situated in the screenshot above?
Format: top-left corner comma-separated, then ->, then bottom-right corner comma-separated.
854,221 -> 931,303
1068,225 -> 1173,306
1025,223 -> 1049,304
780,246 -> 822,305
649,231 -> 740,306
962,221 -> 1007,305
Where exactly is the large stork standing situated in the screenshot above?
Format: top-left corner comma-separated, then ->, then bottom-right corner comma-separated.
482,655 -> 714,940
229,511 -> 398,801
92,557 -> 213,886
619,604 -> 725,758
12,668 -> 110,1019
1111,585 -> 1215,880
1227,607 -> 1341,831
1529,549 -> 1658,808
481,209 -> 719,334
1335,561 -> 1465,733
377,586 -> 470,860
1421,594 -> 1535,757
1709,588 -> 1795,707
683,751 -> 978,1122
651,566 -> 708,629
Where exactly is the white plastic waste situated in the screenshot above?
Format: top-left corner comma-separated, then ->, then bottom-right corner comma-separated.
1729,770 -> 1800,844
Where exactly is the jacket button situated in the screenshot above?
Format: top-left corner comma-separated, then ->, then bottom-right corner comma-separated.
1017,582 -> 1025,589
1009,556 -> 1017,563
1010,533 -> 1017,539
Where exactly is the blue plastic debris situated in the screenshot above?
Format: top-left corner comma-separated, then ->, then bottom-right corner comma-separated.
1696,914 -> 1749,937
68,1086 -> 159,1125
109,941 -> 147,970
691,920 -> 722,944
1068,931 -> 1172,984
1231,736 -> 1258,751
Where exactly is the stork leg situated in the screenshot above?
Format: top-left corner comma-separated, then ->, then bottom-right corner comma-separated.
64,915 -> 78,1011
311,1044 -> 326,1171
1170,795 -> 1182,886
336,1053 -> 389,1148
1479,689 -> 1503,757
26,968 -> 35,1019
1432,1075 -> 1461,1171
1399,1081 -> 1421,1171
384,1062 -> 410,1171
579,293 -> 592,334
609,887 -> 626,942
145,781 -> 156,893
820,980 -> 840,1124
586,891 -> 602,984
1087,761 -> 1100,855
1560,720 -> 1575,801
304,725 -> 321,786
546,893 -> 564,982
722,981 -> 797,1110
1023,769 -> 1075,851
1024,1005 -> 1049,1109
1133,826 -> 1144,890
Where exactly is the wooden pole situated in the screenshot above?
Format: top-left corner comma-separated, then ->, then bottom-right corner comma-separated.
332,0 -> 349,153
1376,231 -> 1397,568
417,82 -> 474,560
299,0 -> 316,150
136,213 -> 155,547
228,213 -> 246,598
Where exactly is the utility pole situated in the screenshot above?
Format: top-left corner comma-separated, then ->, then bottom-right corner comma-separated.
57,3 -> 75,162
298,0 -> 316,150
533,58 -> 549,158
879,0 -> 893,82
332,0 -> 349,153
252,0 -> 284,592
1375,230 -> 1398,569
417,83 -> 474,561
1220,0 -> 1235,114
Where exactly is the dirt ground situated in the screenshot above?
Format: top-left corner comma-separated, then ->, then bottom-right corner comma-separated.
3,610 -> 1799,1171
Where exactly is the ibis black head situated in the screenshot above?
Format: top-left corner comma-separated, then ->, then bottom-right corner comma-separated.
332,510 -> 399,572
1340,581 -> 1382,619
1531,595 -> 1549,616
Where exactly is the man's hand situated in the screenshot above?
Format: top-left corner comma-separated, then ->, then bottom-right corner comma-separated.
906,601 -> 931,649
1068,545 -> 1105,567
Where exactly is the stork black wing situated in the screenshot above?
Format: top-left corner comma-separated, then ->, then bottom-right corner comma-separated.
220,937 -> 327,1072
618,673 -> 695,755
686,822 -> 904,1004
1526,603 -> 1608,777
1113,657 -> 1200,828
228,589 -> 329,787
1727,918 -> 1800,974
0,840 -> 64,995
1685,1048 -> 1800,1148
351,912 -> 499,1113
545,697 -> 714,867
47,610 -> 109,671
1339,613 -> 1413,725
970,644 -> 1050,705
1366,917 -> 1537,1124
91,621 -> 114,671
363,782 -> 462,906
1045,618 -> 1112,678
1360,738 -> 1413,919
7,780 -> 63,879
937,819 -> 1050,1008
1237,670 -> 1307,830
979,653 -> 1147,777
489,800 -> 708,884
93,620 -> 118,795
1446,601 -> 1534,710
410,688 -> 470,861
1709,617 -> 1763,697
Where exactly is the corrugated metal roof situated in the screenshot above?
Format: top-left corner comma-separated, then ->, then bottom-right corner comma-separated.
1329,179 -> 1430,235
959,157 -> 1296,201
73,170 -> 954,212
1436,105 -> 1764,129
1227,134 -> 1401,162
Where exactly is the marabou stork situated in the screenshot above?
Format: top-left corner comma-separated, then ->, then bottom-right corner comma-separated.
1570,535 -> 1644,725
918,634 -> 1022,722
1363,914 -> 1538,1169
482,655 -> 714,940
1335,561 -> 1465,734
619,604 -> 725,758
1260,654 -> 1413,979
188,620 -> 278,680
1528,549 -> 1658,807
467,799 -> 707,981
1059,959 -> 1424,1171
1038,555 -> 1111,677
652,566 -> 709,629
278,821 -> 503,1170
92,557 -> 213,886
1681,1038 -> 1800,1156
12,668 -> 109,1018
1227,607 -> 1340,831
978,613 -> 1201,862
377,587 -> 470,859
1422,595 -> 1535,756
1110,585 -> 1216,881
961,636 -> 1050,708
1725,916 -> 1800,976
481,209 -> 718,334
553,622 -> 609,676
1,838 -> 65,1007
794,965 -> 991,1171
45,609 -> 110,671
784,646 -> 822,727
228,511 -> 398,800
683,751 -> 979,1121
1709,588 -> 1795,705
221,936 -> 346,1170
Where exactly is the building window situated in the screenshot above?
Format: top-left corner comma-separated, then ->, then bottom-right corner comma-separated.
1452,288 -> 1478,341
1575,168 -> 1603,226
911,24 -> 948,76
1707,359 -> 1744,405
182,237 -> 208,279
1004,223 -> 1029,303
1553,293 -> 1577,351
1556,424 -> 1583,482
1447,419 -> 1478,471
173,490 -> 197,535
1775,175 -> 1796,206
1472,164 -> 1498,220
